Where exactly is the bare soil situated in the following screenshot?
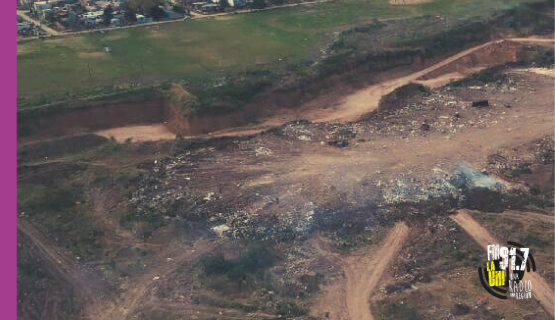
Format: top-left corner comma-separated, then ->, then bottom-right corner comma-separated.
17,35 -> 554,320
310,223 -> 409,320
96,124 -> 176,142
77,52 -> 107,59
451,210 -> 555,317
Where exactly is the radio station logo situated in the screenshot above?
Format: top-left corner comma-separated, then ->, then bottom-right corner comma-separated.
478,241 -> 536,299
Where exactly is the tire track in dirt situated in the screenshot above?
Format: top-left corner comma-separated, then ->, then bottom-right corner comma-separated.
17,218 -> 104,309
94,240 -> 216,320
481,210 -> 554,225
345,222 -> 409,320
312,222 -> 409,320
450,210 -> 555,317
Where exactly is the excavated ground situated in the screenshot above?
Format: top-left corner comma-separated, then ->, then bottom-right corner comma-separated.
17,39 -> 554,320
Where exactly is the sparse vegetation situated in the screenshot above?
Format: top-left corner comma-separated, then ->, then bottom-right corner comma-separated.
166,84 -> 201,117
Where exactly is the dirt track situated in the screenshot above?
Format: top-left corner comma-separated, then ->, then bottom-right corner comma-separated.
451,210 -> 555,317
312,223 -> 409,320
94,240 -> 215,320
178,36 -> 554,140
17,218 -> 104,309
72,36 -> 553,142
345,223 -> 409,320
302,38 -> 554,123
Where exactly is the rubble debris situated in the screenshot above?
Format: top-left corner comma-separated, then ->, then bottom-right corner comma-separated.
328,139 -> 349,148
281,120 -> 315,141
211,224 -> 231,237
255,147 -> 273,157
472,100 -> 489,108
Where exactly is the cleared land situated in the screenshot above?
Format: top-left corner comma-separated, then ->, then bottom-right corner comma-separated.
451,210 -> 555,317
16,0 -> 554,319
18,56 -> 555,319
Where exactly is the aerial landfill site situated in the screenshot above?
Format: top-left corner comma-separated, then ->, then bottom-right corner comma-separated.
17,0 -> 555,319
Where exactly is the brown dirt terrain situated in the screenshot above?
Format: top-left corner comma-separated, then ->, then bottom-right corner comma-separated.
18,100 -> 168,144
17,36 -> 554,320
18,37 -> 553,146
96,124 -> 176,142
310,223 -> 409,320
451,210 -> 555,317
17,218 -> 107,317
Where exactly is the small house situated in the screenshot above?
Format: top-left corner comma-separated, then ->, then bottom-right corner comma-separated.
200,3 -> 218,12
191,2 -> 207,10
34,0 -> 63,13
135,14 -> 153,23
110,17 -> 122,26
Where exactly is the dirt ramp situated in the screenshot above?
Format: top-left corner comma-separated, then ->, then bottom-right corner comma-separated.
417,40 -> 530,81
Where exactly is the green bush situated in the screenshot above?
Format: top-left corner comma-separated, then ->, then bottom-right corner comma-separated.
165,84 -> 201,117
276,302 -> 308,318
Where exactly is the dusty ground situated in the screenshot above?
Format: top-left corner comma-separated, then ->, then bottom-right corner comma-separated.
96,124 -> 176,143
310,223 -> 409,320
451,210 -> 554,317
17,37 -> 555,320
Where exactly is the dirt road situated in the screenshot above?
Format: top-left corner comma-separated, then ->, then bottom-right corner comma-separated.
450,210 -> 555,317
480,210 -> 555,225
21,35 -> 538,143
94,241 -> 215,320
174,36 -> 553,140
312,223 -> 409,320
304,38 -> 554,123
346,223 -> 409,320
17,218 -> 103,306
17,10 -> 61,36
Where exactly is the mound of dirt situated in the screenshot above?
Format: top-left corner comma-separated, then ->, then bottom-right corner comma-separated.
378,83 -> 430,113
417,40 -> 523,81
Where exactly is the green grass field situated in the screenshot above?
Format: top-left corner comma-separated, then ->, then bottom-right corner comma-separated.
17,0 -> 537,108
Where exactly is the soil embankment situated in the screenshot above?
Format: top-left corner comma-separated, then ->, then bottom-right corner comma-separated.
18,100 -> 168,143
17,37 -> 553,146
